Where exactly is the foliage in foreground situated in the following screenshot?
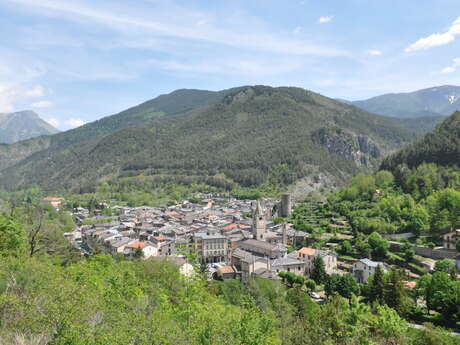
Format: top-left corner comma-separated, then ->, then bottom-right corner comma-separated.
0,250 -> 459,345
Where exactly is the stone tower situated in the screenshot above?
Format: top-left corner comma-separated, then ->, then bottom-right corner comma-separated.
253,199 -> 266,241
280,194 -> 292,217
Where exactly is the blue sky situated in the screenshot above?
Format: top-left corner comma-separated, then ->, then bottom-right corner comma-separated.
1,0 -> 460,129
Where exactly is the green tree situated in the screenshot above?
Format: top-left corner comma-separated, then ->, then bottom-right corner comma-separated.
385,269 -> 411,316
311,256 -> 328,284
368,232 -> 389,260
0,216 -> 26,256
434,259 -> 457,279
368,265 -> 386,304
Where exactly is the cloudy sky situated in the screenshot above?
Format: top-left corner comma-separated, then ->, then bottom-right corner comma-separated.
1,0 -> 460,129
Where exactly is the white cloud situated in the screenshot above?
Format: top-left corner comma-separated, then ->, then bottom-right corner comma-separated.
5,0 -> 346,57
31,100 -> 52,108
441,57 -> 460,73
64,118 -> 86,128
367,49 -> 382,56
318,16 -> 334,24
45,117 -> 60,128
24,85 -> 45,97
146,56 -> 304,77
406,17 -> 460,52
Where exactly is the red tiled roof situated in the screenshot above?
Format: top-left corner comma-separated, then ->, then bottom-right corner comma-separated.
299,247 -> 316,255
152,236 -> 166,241
238,224 -> 251,229
224,224 -> 238,231
217,266 -> 235,274
127,241 -> 147,249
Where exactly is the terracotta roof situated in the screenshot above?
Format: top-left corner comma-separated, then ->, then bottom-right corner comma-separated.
42,197 -> 63,201
238,224 -> 251,229
127,241 -> 147,249
166,211 -> 180,216
223,224 -> 238,231
152,236 -> 166,241
217,266 -> 235,274
298,247 -> 316,255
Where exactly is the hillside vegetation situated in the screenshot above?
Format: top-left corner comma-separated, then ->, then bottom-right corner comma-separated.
0,86 -> 442,195
0,211 -> 458,345
382,111 -> 460,172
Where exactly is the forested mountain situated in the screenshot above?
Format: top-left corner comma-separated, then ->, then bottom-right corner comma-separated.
0,110 -> 59,143
0,89 -> 233,173
351,85 -> 460,118
381,111 -> 460,172
0,86 -> 432,193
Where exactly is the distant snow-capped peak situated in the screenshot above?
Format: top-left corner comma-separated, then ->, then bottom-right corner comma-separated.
448,94 -> 459,104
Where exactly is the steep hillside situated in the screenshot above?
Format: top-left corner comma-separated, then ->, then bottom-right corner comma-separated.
381,111 -> 460,171
352,85 -> 460,118
0,110 -> 59,143
0,89 -> 231,172
0,86 -> 422,192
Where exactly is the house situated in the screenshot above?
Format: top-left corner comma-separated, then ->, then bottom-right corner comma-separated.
271,257 -> 305,276
215,266 -> 236,280
108,237 -> 136,254
231,248 -> 269,282
124,241 -> 157,258
41,197 -> 64,208
297,247 -> 337,275
443,230 -> 460,249
193,232 -> 228,263
352,258 -> 387,283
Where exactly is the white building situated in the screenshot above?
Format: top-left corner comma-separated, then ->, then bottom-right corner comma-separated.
352,258 -> 387,283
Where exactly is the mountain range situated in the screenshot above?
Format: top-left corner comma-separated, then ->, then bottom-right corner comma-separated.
0,110 -> 59,144
351,85 -> 460,118
0,85 -> 446,195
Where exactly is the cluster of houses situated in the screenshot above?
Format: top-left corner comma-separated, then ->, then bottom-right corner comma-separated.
66,194 -> 390,283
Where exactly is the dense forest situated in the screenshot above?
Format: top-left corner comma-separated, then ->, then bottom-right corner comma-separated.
382,111 -> 460,172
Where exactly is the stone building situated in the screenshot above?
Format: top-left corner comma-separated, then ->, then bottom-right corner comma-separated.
193,232 -> 228,263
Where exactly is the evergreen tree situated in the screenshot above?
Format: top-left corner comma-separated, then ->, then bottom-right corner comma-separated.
369,265 -> 386,304
311,256 -> 327,284
385,269 -> 410,316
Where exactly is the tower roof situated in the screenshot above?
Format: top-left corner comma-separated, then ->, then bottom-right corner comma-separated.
254,199 -> 264,216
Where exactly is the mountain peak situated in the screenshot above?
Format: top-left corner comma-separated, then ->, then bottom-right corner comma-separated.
0,110 -> 59,144
351,85 -> 460,118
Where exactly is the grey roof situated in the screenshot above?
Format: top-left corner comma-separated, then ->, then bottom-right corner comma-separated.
253,268 -> 282,280
272,257 -> 304,267
232,248 -> 254,259
110,237 -> 133,248
241,239 -> 286,252
194,232 -> 226,240
359,258 -> 384,268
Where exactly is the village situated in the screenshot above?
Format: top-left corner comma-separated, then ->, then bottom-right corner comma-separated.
57,192 -> 455,300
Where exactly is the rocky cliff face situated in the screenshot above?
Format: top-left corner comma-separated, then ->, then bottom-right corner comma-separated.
313,127 -> 381,167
